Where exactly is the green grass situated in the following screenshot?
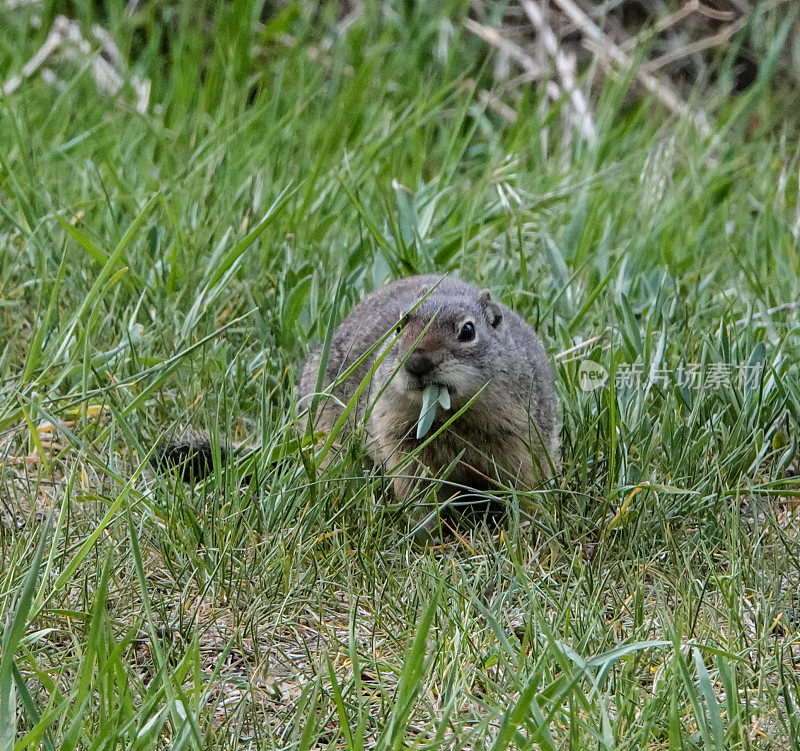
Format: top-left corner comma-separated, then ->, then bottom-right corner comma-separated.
2,1 -> 800,748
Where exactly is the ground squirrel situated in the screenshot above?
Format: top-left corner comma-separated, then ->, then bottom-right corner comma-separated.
157,275 -> 559,521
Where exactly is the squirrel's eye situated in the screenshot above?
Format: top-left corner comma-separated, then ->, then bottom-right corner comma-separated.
458,321 -> 476,342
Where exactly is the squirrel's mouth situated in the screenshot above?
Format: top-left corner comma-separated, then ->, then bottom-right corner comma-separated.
404,378 -> 452,396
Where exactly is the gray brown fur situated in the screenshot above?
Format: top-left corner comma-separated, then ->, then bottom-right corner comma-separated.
157,276 -> 559,508
298,275 -> 558,503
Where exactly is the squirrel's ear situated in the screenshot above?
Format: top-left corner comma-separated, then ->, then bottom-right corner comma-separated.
479,289 -> 503,327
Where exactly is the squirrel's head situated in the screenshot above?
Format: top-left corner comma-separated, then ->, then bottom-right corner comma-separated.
390,288 -> 504,401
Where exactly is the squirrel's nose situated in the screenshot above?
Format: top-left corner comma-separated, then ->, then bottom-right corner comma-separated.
404,351 -> 435,377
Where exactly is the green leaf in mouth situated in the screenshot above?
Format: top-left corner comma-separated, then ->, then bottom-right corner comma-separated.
416,383 -> 450,439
